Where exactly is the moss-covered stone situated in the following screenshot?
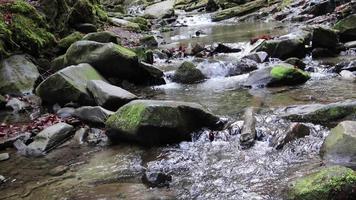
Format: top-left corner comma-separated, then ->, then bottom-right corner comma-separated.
105,100 -> 222,146
288,166 -> 356,200
139,35 -> 158,47
270,65 -> 310,82
36,63 -> 106,105
212,0 -> 266,21
334,14 -> 356,42
172,61 -> 206,84
58,32 -> 83,51
128,17 -> 150,31
82,31 -> 119,44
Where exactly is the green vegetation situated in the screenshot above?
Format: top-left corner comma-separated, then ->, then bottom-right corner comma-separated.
271,65 -> 310,80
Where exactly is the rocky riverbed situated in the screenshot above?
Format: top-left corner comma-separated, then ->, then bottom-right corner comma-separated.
1,0 -> 356,199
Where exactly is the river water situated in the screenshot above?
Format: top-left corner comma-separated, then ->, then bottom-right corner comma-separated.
1,11 -> 356,200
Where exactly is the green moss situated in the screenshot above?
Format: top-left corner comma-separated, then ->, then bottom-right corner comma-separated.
106,104 -> 146,133
115,44 -> 137,58
58,32 -> 83,50
288,166 -> 356,200
94,5 -> 108,21
128,17 -> 150,31
271,65 -> 310,80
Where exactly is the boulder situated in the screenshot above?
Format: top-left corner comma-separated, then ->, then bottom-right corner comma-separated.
212,0 -> 265,21
288,166 -> 356,200
320,121 -> 356,167
76,23 -> 97,33
82,31 -> 120,44
255,31 -> 311,59
58,32 -> 83,52
334,14 -> 356,42
105,100 -> 223,146
27,123 -> 73,152
51,55 -> 66,71
172,61 -> 206,84
36,63 -> 106,105
278,100 -> 356,124
244,64 -> 310,87
0,55 -> 40,95
312,26 -> 339,49
140,35 -> 158,47
74,106 -> 114,124
87,80 -> 137,111
62,41 -> 164,85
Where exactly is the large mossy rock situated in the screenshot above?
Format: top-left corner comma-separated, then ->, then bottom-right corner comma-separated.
255,31 -> 311,60
172,61 -> 206,84
82,31 -> 120,44
57,32 -> 83,52
36,63 -> 105,105
105,100 -> 223,146
320,121 -> 356,167
0,55 -> 40,95
62,40 -> 164,85
244,64 -> 310,87
278,100 -> 356,125
212,0 -> 266,21
0,0 -> 54,57
334,14 -> 356,42
288,166 -> 356,200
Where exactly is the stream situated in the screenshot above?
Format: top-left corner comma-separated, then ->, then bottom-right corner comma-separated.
1,9 -> 356,200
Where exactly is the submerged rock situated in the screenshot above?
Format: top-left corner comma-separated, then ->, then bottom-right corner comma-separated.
36,63 -> 105,105
334,14 -> 356,42
271,123 -> 310,149
74,106 -> 114,124
105,100 -> 222,146
0,55 -> 40,95
288,166 -> 356,200
278,100 -> 356,124
320,121 -> 356,167
244,64 -> 310,87
87,80 -> 137,111
172,61 -> 206,84
27,123 -> 73,153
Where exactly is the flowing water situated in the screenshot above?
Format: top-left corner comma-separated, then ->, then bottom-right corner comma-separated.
1,11 -> 356,200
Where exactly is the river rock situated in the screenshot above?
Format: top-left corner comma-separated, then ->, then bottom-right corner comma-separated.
0,153 -> 9,161
0,55 -> 40,95
82,31 -> 120,44
271,123 -> 310,149
340,70 -> 356,82
312,26 -> 339,49
288,166 -> 356,200
212,0 -> 265,21
76,23 -> 97,33
213,43 -> 241,54
242,51 -> 268,63
74,106 -> 114,124
255,31 -> 311,59
36,63 -> 105,105
58,32 -> 83,52
278,100 -> 356,124
244,64 -> 310,87
320,121 -> 356,167
140,35 -> 158,47
105,100 -> 223,146
0,132 -> 31,150
62,40 -> 164,85
27,123 -> 74,153
57,107 -> 76,118
344,41 -> 356,49
239,107 -> 256,148
334,14 -> 356,42
172,61 -> 206,84
87,80 -> 137,111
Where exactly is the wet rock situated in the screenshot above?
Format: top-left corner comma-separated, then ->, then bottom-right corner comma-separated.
271,123 -> 310,149
27,123 -> 74,153
288,166 -> 356,200
320,121 -> 356,167
302,0 -> 335,16
49,165 -> 69,176
228,59 -> 258,76
239,107 -> 256,148
138,62 -> 166,85
87,128 -> 108,146
284,58 -> 306,70
142,172 -> 172,188
244,64 -> 310,87
312,48 -> 338,58
0,55 -> 40,95
106,100 -> 223,146
74,106 -> 114,124
56,107 -> 75,118
76,23 -> 97,33
345,41 -> 356,49
0,153 -> 9,161
172,61 -> 206,84
73,127 -> 88,145
5,98 -> 28,112
0,132 -> 31,150
334,60 -> 356,73
36,63 -> 105,105
213,43 -> 241,54
87,80 -> 137,111
206,0 -> 219,12
255,31 -> 311,59
242,51 -> 268,63
278,100 -> 356,124
82,31 -> 119,44
140,35 -> 158,47
312,26 -> 339,49
334,14 -> 356,42
340,70 -> 356,82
